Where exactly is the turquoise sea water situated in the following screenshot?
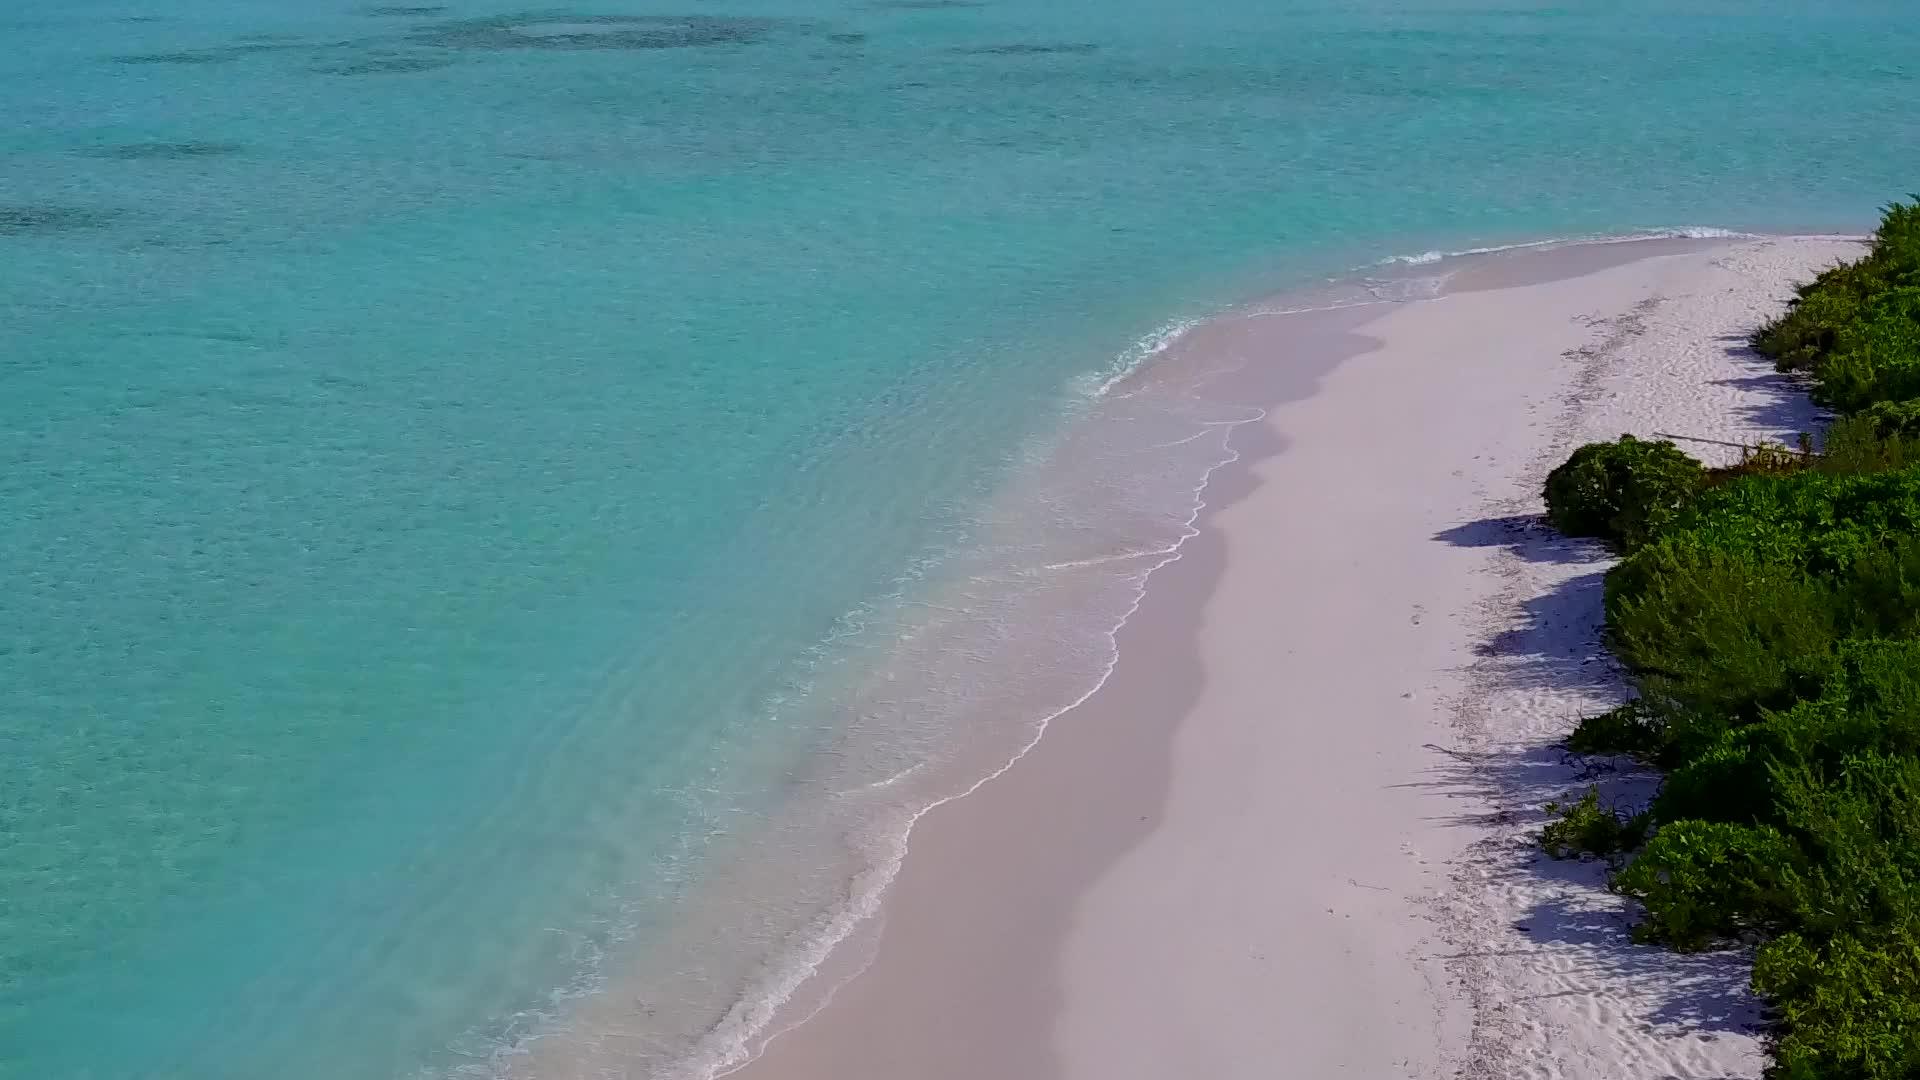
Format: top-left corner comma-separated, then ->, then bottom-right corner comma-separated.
2,0 -> 1915,1075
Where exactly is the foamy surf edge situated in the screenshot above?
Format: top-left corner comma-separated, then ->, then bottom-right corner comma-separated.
1071,315 -> 1206,401
1081,228 -> 1757,405
1376,226 -> 1751,266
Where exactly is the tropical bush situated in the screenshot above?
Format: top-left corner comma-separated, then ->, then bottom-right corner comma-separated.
1862,397 -> 1920,441
1754,199 -> 1920,378
1804,296 -> 1920,413
1542,435 -> 1705,549
1540,787 -> 1648,860
1604,539 -> 1840,730
1650,734 -> 1774,827
1756,260 -> 1888,373
1820,414 -> 1920,476
1612,819 -> 1797,950
1565,700 -> 1666,761
1617,466 -> 1920,580
1754,926 -> 1920,1080
1647,641 -> 1920,831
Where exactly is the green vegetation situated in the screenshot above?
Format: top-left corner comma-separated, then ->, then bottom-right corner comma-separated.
1542,434 -> 1706,549
1862,397 -> 1920,442
1541,786 -> 1650,860
1565,700 -> 1666,761
1612,819 -> 1796,949
1538,202 -> 1920,1079
1818,413 -> 1920,476
1754,200 -> 1920,390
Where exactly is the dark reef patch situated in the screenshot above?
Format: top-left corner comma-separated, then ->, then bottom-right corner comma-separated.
826,31 -> 867,43
0,206 -> 120,237
112,13 -> 799,67
956,42 -> 1097,55
111,40 -> 309,65
320,51 -> 456,74
81,141 -> 244,160
113,50 -> 243,65
408,13 -> 783,51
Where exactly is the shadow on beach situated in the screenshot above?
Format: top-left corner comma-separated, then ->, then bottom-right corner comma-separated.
1425,511 -> 1767,1044
1714,334 -> 1826,436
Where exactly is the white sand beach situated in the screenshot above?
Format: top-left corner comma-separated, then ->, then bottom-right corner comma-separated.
728,235 -> 1865,1080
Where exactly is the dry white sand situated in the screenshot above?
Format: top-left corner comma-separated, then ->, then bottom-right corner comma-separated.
729,235 -> 1864,1080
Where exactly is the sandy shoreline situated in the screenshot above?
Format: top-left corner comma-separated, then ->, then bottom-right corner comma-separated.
728,235 -> 1864,1080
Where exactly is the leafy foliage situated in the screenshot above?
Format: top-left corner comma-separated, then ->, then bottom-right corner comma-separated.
1861,397 -> 1920,442
1540,787 -> 1648,860
1566,700 -> 1667,761
1616,466 -> 1920,581
1612,820 -> 1797,950
1754,200 -> 1920,382
1805,294 -> 1920,413
1756,927 -> 1920,1080
1819,414 -> 1920,477
1542,435 -> 1706,549
1605,538 -> 1840,730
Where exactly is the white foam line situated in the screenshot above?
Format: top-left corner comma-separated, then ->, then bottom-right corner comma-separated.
1080,315 -> 1205,401
1374,226 -> 1751,267
1144,428 -> 1220,450
1091,230 -> 1756,408
696,401 -> 1269,1080
1040,547 -> 1183,572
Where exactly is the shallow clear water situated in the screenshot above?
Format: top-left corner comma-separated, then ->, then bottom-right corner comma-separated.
2,0 -> 1914,1076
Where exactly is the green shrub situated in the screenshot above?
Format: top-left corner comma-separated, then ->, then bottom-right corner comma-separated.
1772,753 -> 1920,941
1542,435 -> 1706,549
1598,468 -> 1920,732
1541,787 -> 1648,860
1622,466 -> 1920,581
1649,748 -> 1920,1075
1862,398 -> 1920,441
1839,535 -> 1920,641
1755,928 -> 1920,1080
1649,640 -> 1920,828
1754,200 -> 1920,387
1566,700 -> 1667,760
1819,414 -> 1920,476
1613,820 -> 1798,950
1652,736 -> 1771,826
1820,639 -> 1920,724
1756,262 -> 1886,373
1605,540 -> 1840,730
1706,439 -> 1815,486
1807,296 -> 1920,413
1632,745 -> 1920,1068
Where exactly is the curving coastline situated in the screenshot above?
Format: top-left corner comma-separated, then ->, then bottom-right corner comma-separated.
714,233 -> 1862,1080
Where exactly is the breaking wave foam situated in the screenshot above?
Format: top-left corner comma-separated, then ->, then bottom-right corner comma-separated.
1378,226 -> 1750,266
